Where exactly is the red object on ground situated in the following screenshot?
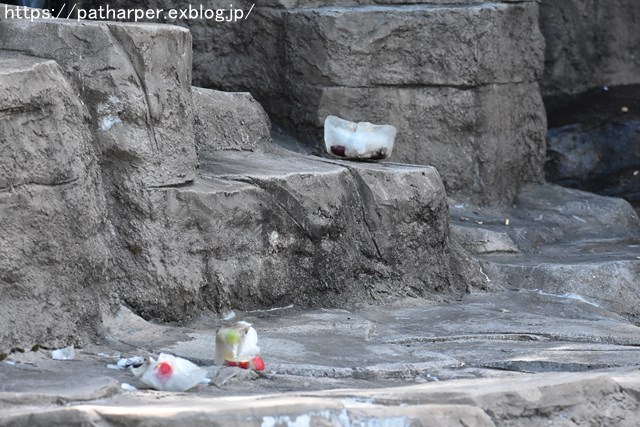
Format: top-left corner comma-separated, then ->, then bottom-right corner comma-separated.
224,359 -> 250,369
224,357 -> 265,371
252,356 -> 265,371
156,361 -> 173,377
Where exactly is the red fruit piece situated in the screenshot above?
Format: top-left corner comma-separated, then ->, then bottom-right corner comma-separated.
252,356 -> 265,371
330,145 -> 346,157
225,359 -> 250,369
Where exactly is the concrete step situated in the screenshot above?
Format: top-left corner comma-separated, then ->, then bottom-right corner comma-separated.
192,87 -> 272,153
126,148 -> 465,320
450,183 -> 640,320
279,1 -> 546,204
136,0 -> 547,203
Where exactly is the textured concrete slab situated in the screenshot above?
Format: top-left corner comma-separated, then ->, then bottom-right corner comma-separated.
450,183 -> 640,320
2,292 -> 640,425
284,3 -> 543,87
193,87 -> 272,152
119,148 -> 463,320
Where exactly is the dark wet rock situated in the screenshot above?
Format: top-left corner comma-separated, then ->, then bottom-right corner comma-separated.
546,121 -> 640,198
544,85 -> 640,205
540,0 -> 640,99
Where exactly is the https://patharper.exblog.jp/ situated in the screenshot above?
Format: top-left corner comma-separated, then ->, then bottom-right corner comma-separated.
3,3 -> 255,23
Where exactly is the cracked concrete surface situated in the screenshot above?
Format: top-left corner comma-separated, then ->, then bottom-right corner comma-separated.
2,291 -> 640,425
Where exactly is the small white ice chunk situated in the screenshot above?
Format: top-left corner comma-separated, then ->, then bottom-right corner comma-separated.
100,116 -> 122,131
117,356 -> 144,368
324,115 -> 396,160
52,346 -> 75,361
222,310 -> 237,321
121,383 -> 138,391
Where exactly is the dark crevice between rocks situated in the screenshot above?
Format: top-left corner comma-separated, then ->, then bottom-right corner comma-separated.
0,176 -> 80,191
481,360 -> 623,374
147,180 -> 195,189
544,84 -> 640,209
324,80 -> 527,91
385,333 -> 550,344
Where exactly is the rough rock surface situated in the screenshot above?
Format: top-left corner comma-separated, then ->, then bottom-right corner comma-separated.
122,148 -> 466,320
0,51 -> 109,350
0,13 -> 201,351
283,3 -> 542,87
450,183 -> 640,320
539,0 -> 640,99
106,0 -> 546,204
192,87 -> 271,152
0,16 -> 196,187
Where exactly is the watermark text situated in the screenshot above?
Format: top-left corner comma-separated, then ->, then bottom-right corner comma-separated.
3,4 -> 255,23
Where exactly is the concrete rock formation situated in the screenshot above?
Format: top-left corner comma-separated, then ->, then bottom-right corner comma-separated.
539,0 -> 640,99
192,87 -> 272,153
0,50 -> 109,348
0,1 -> 640,424
108,0 -> 546,204
0,4 -> 471,350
